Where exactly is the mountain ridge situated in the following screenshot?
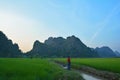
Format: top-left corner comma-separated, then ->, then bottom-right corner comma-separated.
27,36 -> 119,58
95,46 -> 117,57
0,31 -> 22,57
0,31 -> 119,58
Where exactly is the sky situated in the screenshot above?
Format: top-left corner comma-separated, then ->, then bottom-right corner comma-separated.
0,0 -> 120,52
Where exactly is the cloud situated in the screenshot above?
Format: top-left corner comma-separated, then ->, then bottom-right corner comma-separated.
90,2 -> 120,43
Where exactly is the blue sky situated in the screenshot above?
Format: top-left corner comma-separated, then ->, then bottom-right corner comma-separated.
0,0 -> 120,52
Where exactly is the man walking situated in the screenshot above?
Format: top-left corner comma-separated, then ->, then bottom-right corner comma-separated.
67,56 -> 71,70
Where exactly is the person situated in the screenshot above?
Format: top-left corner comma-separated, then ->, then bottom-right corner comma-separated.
67,56 -> 71,70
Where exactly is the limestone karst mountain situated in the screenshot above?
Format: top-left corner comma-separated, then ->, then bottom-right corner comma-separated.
0,31 -> 22,57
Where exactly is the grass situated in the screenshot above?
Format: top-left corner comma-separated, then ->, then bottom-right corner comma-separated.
54,58 -> 120,74
0,58 -> 84,80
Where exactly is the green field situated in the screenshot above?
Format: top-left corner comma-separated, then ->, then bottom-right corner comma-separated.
1,58 -> 120,80
0,58 -> 83,80
54,58 -> 120,74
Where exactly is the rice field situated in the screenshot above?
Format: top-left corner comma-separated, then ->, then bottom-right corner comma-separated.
54,58 -> 120,74
0,58 -> 83,80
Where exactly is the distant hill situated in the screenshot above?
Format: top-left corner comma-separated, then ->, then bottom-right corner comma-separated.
26,40 -> 55,57
27,36 -> 99,57
114,51 -> 120,57
95,46 -> 117,58
0,31 -> 22,57
0,31 -> 119,58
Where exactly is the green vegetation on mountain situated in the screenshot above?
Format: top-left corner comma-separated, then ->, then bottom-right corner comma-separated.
0,31 -> 22,57
27,36 -> 99,57
0,31 -> 119,58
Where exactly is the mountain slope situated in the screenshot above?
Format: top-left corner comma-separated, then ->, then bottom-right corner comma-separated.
95,46 -> 117,57
114,51 -> 120,57
27,40 -> 56,57
27,35 -> 99,57
1,31 -> 119,58
0,31 -> 22,57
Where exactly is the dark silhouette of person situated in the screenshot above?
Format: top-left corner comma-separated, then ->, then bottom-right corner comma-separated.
67,56 -> 71,70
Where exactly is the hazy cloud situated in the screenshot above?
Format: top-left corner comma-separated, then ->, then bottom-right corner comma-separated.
90,2 -> 120,43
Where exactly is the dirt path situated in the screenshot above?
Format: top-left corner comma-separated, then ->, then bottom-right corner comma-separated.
53,61 -> 120,80
60,63 -> 103,80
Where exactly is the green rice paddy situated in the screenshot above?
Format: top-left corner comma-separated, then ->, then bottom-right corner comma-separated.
0,58 -> 83,80
54,58 -> 120,74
